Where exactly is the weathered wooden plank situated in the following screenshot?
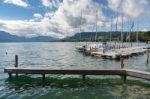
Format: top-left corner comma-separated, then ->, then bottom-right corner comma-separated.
4,67 -> 150,80
4,67 -> 126,75
125,69 -> 150,80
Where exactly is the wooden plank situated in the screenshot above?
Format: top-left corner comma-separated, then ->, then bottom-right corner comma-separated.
4,67 -> 150,80
4,67 -> 126,75
125,69 -> 150,80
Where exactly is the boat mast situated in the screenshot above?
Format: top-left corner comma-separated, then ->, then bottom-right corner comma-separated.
129,20 -> 131,46
121,13 -> 124,47
115,11 -> 118,45
116,13 -> 118,32
79,10 -> 82,42
110,16 -> 113,42
130,21 -> 134,47
136,21 -> 139,46
95,10 -> 98,42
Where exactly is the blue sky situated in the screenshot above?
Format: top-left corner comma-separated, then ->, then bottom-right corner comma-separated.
0,0 -> 150,38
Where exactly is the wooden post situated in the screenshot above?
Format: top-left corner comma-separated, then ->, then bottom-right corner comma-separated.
9,73 -> 12,78
42,74 -> 45,81
122,75 -> 127,82
146,49 -> 149,65
15,55 -> 18,77
15,55 -> 18,67
82,74 -> 86,81
120,57 -> 126,82
120,57 -> 124,69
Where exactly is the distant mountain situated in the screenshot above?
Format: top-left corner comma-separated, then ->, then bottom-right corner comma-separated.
61,31 -> 126,42
60,31 -> 150,42
27,36 -> 56,42
0,31 -> 57,42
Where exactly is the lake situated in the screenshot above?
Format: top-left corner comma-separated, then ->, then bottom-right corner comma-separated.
0,42 -> 150,99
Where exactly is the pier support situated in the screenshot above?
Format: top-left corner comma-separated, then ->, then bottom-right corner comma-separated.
146,49 -> 149,65
15,55 -> 18,67
121,75 -> 127,82
120,57 -> 126,82
9,73 -> 12,78
42,74 -> 45,81
82,74 -> 86,81
15,55 -> 18,77
120,57 -> 124,69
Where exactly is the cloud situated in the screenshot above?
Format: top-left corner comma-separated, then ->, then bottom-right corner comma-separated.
41,0 -> 61,9
108,0 -> 149,18
142,28 -> 148,32
0,0 -> 150,38
0,0 -> 107,38
3,0 -> 29,8
0,19 -> 65,38
50,0 -> 106,33
33,13 -> 43,19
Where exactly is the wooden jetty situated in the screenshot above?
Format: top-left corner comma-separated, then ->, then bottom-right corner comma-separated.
4,67 -> 125,79
4,67 -> 150,81
4,55 -> 150,82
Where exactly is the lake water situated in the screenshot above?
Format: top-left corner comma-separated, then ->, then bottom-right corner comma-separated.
0,42 -> 149,99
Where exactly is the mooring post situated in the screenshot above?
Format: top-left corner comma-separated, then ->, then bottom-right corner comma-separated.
146,49 -> 149,65
15,55 -> 18,68
9,73 -> 12,78
42,74 -> 45,82
120,57 -> 124,69
15,55 -> 18,77
82,74 -> 86,81
122,75 -> 127,82
120,57 -> 126,82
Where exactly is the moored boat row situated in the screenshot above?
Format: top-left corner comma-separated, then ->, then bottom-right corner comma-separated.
76,43 -> 147,60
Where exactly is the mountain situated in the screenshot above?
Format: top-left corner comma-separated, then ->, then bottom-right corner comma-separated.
61,31 -> 126,42
27,36 -> 56,42
0,31 -> 57,42
61,31 -> 150,42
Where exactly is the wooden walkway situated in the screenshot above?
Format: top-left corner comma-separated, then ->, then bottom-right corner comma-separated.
4,67 -> 150,81
4,55 -> 150,82
125,69 -> 150,80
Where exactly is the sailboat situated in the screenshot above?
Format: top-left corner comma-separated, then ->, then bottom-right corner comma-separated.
76,10 -> 103,54
75,10 -> 86,52
76,8 -> 147,59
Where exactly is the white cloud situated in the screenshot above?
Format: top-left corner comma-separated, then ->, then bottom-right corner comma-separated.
50,0 -> 105,32
142,28 -> 148,32
3,0 -> 28,8
33,13 -> 43,19
0,0 -> 111,38
1,0 -> 150,38
108,0 -> 148,18
0,19 -> 65,38
108,0 -> 150,32
41,0 -> 61,9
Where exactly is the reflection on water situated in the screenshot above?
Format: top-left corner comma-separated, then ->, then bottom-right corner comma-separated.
0,42 -> 149,98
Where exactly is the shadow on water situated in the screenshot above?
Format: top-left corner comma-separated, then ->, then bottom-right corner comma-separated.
3,75 -> 150,99
6,75 -> 150,90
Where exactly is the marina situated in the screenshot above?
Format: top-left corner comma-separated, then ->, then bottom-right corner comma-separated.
76,43 -> 148,59
0,0 -> 150,98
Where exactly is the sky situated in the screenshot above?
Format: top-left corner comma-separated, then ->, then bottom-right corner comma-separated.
0,0 -> 150,38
